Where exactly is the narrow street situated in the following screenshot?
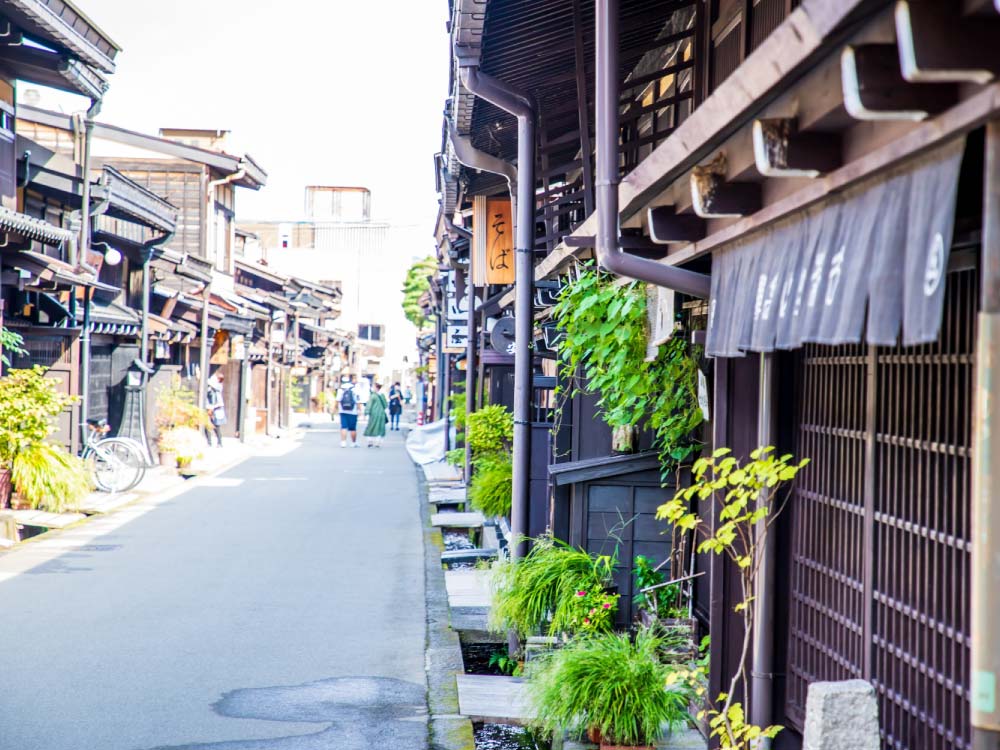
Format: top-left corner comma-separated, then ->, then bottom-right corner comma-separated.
0,428 -> 428,750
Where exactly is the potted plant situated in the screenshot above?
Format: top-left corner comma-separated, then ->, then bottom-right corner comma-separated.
154,377 -> 208,466
528,629 -> 694,749
11,441 -> 91,513
157,427 -> 203,475
0,366 -> 82,510
490,534 -> 617,640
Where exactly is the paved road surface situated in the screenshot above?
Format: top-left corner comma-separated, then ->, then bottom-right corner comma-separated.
0,426 -> 427,750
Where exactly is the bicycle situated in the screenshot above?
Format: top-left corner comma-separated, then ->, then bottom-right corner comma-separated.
81,419 -> 147,493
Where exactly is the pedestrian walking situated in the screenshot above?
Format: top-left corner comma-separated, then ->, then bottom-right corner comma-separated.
338,375 -> 360,448
404,385 -> 413,404
364,383 -> 389,447
205,371 -> 226,447
388,382 -> 403,431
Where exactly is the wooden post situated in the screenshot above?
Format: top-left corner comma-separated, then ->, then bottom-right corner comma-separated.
972,119 -> 1000,750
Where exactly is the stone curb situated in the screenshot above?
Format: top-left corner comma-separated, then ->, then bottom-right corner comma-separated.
418,464 -> 476,750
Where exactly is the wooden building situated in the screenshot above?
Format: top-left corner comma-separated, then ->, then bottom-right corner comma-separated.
438,1 -> 1000,748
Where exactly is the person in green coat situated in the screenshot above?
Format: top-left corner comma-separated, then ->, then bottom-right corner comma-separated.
364,382 -> 389,447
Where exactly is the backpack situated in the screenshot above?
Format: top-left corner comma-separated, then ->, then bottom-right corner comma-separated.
340,387 -> 356,411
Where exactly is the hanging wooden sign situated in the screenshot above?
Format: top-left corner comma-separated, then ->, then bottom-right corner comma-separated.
473,196 -> 515,286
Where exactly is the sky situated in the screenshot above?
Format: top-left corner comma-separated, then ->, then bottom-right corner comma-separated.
35,0 -> 448,229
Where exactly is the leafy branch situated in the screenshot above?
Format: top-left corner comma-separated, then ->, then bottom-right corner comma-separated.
657,446 -> 810,749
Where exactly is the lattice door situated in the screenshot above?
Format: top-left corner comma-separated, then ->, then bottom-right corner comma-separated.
786,265 -> 976,750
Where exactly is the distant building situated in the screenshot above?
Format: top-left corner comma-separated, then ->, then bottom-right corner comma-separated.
238,186 -> 398,380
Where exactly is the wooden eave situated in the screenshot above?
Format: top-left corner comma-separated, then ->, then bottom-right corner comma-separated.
0,0 -> 120,74
523,0 -> 1000,287
549,451 -> 661,486
17,106 -> 267,190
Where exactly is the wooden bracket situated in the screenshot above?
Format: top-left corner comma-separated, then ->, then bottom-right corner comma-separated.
752,118 -> 842,178
647,206 -> 706,244
841,44 -> 956,121
690,155 -> 761,218
897,0 -> 1000,84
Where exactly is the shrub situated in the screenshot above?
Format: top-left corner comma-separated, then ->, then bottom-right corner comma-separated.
490,535 -> 615,639
155,377 -> 208,432
445,447 -> 465,468
468,453 -> 512,517
466,405 -> 513,461
0,366 -> 77,465
528,629 -> 693,747
12,442 -> 92,512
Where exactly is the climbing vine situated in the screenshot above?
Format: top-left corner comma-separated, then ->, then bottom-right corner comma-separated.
551,264 -> 703,469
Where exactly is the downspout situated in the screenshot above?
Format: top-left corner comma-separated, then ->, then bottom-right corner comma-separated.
594,0 -> 710,299
447,120 -> 518,221
465,272 -> 477,482
199,161 -> 247,407
751,353 -> 778,746
76,99 -> 101,435
459,62 -> 535,560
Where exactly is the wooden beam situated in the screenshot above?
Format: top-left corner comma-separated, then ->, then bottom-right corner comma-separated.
841,44 -> 956,122
690,157 -> 761,218
648,205 -> 706,244
896,0 -> 1000,84
752,118 -> 842,178
663,80 -> 1000,269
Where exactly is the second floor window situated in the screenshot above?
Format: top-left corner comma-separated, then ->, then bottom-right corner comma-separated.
358,323 -> 383,342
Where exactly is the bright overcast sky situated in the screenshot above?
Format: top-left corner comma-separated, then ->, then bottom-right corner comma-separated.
38,0 -> 448,230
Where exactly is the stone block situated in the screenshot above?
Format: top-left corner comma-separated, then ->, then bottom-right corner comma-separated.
802,679 -> 879,750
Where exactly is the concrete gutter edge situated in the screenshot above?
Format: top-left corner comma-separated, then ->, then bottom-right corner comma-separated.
418,464 -> 476,750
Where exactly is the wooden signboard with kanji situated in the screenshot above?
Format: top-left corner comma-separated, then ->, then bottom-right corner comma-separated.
473,196 -> 515,286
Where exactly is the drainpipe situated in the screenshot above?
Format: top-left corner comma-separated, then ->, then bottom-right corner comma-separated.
465,272 -> 477,482
199,162 -> 247,407
459,62 -> 535,560
76,99 -> 101,437
751,352 -> 778,745
595,0 -> 710,299
447,120 -> 518,221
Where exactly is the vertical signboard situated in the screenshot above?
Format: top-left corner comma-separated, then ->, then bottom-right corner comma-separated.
473,196 -> 515,286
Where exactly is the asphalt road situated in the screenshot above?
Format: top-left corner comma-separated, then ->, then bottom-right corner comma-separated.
0,425 -> 428,750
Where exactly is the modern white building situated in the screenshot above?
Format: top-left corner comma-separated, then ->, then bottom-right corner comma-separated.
239,186 -> 416,382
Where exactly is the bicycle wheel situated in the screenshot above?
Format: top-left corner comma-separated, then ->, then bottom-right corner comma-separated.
92,439 -> 145,493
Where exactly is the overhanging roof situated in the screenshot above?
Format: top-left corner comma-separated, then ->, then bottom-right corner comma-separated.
0,0 -> 119,74
18,106 -> 268,190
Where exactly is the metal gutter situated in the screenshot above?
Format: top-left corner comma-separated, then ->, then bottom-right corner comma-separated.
458,60 -> 535,561
595,0 -> 710,299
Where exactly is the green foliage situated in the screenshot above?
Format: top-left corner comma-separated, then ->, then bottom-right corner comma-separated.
468,453 -> 512,517
489,650 -> 522,677
490,534 -> 615,639
552,265 -> 703,469
449,387 -> 467,434
445,448 -> 465,468
0,366 -> 77,465
657,446 -> 809,749
0,327 -> 25,368
401,256 -> 438,330
632,554 -> 684,620
702,697 -> 783,750
528,629 -> 693,746
155,376 -> 209,433
466,404 -> 513,462
12,441 -> 92,512
289,377 -> 306,412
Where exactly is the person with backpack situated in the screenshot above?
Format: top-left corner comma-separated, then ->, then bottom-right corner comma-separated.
338,375 -> 360,448
388,382 -> 403,431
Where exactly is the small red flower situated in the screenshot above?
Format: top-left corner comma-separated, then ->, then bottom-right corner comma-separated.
589,608 -> 597,615
583,618 -> 591,625
575,590 -> 587,597
602,602 -> 612,609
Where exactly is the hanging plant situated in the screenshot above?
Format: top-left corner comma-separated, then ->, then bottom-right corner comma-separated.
551,264 -> 704,469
